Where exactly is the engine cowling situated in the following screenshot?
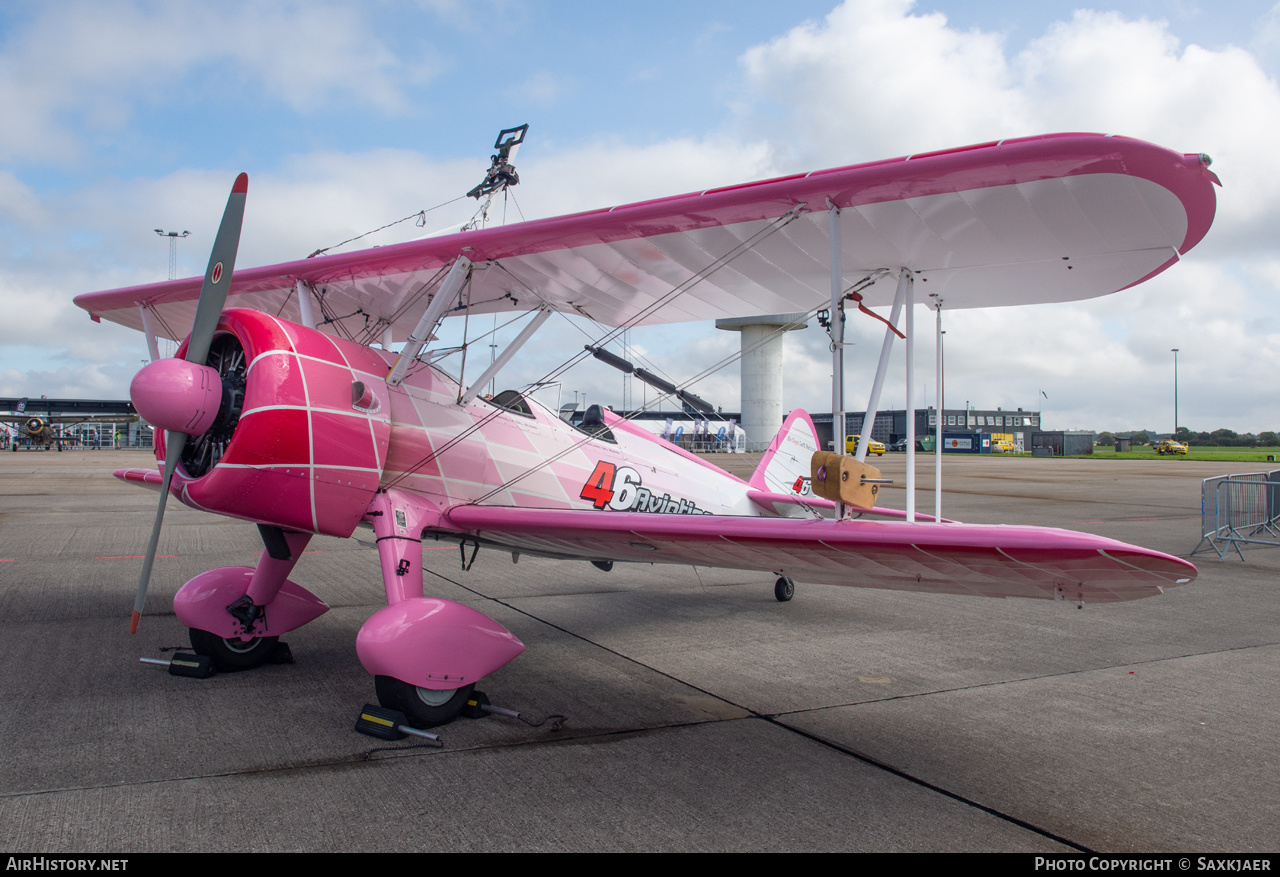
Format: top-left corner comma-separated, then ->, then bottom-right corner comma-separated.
153,308 -> 393,537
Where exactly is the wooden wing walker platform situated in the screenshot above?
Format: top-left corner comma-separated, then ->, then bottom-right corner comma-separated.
810,451 -> 889,510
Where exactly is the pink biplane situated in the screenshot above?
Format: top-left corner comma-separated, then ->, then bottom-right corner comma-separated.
76,131 -> 1217,727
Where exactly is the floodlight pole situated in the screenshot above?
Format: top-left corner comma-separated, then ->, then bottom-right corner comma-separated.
154,229 -> 190,280
1171,348 -> 1179,437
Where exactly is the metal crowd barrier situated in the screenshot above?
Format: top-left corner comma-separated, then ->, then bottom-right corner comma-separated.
1193,470 -> 1280,560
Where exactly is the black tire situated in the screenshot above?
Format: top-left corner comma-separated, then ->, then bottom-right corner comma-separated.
774,576 -> 794,602
189,628 -> 279,672
374,676 -> 475,729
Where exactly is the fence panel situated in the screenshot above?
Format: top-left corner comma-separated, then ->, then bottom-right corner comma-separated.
1194,470 -> 1280,560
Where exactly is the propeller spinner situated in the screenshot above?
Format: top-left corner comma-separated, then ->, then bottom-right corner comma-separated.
129,173 -> 248,633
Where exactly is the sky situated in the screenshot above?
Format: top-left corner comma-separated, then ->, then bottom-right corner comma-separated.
2,0 -> 1279,436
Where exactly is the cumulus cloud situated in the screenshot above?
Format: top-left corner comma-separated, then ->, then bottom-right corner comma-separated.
4,0 -> 1280,434
728,0 -> 1280,432
0,1 -> 434,164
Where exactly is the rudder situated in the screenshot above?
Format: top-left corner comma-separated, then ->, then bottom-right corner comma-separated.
748,409 -> 821,496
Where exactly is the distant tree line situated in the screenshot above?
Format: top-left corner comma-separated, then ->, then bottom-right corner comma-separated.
1095,428 -> 1280,447
1175,427 -> 1280,447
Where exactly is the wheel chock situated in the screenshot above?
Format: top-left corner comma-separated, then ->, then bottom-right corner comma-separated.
139,653 -> 216,679
267,641 -> 294,665
354,704 -> 440,742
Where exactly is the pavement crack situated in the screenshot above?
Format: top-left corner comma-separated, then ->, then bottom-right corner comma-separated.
759,714 -> 1095,853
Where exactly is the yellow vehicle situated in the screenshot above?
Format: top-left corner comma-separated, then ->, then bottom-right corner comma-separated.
1156,439 -> 1188,455
993,439 -> 1017,453
845,434 -> 886,456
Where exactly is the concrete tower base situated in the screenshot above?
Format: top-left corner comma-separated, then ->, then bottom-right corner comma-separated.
715,313 -> 808,452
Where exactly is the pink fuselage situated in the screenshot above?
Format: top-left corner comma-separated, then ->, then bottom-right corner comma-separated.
157,308 -> 758,541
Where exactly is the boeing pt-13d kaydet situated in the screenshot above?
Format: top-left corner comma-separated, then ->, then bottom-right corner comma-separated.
1,397 -> 138,451
75,129 -> 1217,727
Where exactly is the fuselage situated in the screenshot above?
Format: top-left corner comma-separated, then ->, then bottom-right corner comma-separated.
155,308 -> 762,538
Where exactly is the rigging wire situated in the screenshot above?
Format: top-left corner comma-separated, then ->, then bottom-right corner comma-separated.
466,306 -> 822,508
379,206 -> 807,490
306,196 -> 467,259
142,303 -> 180,347
467,268 -> 897,511
507,189 -> 527,223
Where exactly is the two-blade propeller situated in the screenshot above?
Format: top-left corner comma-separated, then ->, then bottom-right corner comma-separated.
130,173 -> 248,633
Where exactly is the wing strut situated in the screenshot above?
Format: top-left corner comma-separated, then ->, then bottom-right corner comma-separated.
459,306 -> 552,405
828,202 -> 846,518
905,276 -> 916,522
855,271 -> 910,464
387,255 -> 473,387
933,295 -> 944,521
138,305 -> 161,362
295,279 -> 317,329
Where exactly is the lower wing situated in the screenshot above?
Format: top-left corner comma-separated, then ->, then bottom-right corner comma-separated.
442,506 -> 1195,604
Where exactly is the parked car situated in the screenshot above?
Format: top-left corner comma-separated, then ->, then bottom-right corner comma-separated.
1156,439 -> 1189,455
845,434 -> 886,455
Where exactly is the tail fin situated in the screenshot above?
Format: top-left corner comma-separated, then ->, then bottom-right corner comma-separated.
749,409 -> 821,496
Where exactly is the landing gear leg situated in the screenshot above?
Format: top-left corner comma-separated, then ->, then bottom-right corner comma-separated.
774,576 -> 795,602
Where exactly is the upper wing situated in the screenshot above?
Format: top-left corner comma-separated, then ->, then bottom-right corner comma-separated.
442,505 -> 1195,604
75,133 -> 1218,343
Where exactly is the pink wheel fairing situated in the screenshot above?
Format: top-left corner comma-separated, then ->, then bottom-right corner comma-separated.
356,598 -> 525,690
173,566 -> 329,638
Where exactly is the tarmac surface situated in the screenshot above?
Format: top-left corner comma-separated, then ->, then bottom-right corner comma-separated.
0,448 -> 1276,852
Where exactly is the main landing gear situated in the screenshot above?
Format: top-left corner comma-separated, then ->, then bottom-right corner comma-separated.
356,490 -> 526,730
188,628 -> 281,672
172,527 -> 328,673
374,677 -> 477,728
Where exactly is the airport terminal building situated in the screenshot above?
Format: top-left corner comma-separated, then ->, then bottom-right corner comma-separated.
610,405 -> 1046,453
810,407 -> 1042,450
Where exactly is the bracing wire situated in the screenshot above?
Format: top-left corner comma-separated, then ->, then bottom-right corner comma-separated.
466,306 -> 822,507
306,196 -> 467,259
380,205 -> 807,490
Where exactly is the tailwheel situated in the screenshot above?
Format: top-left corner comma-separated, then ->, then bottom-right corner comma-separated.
374,676 -> 475,729
774,576 -> 795,602
189,628 -> 279,672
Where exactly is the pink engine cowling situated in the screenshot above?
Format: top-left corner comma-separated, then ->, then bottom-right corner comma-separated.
159,308 -> 393,537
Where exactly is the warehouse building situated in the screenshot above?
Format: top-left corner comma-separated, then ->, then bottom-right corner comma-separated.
810,407 -> 1042,451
